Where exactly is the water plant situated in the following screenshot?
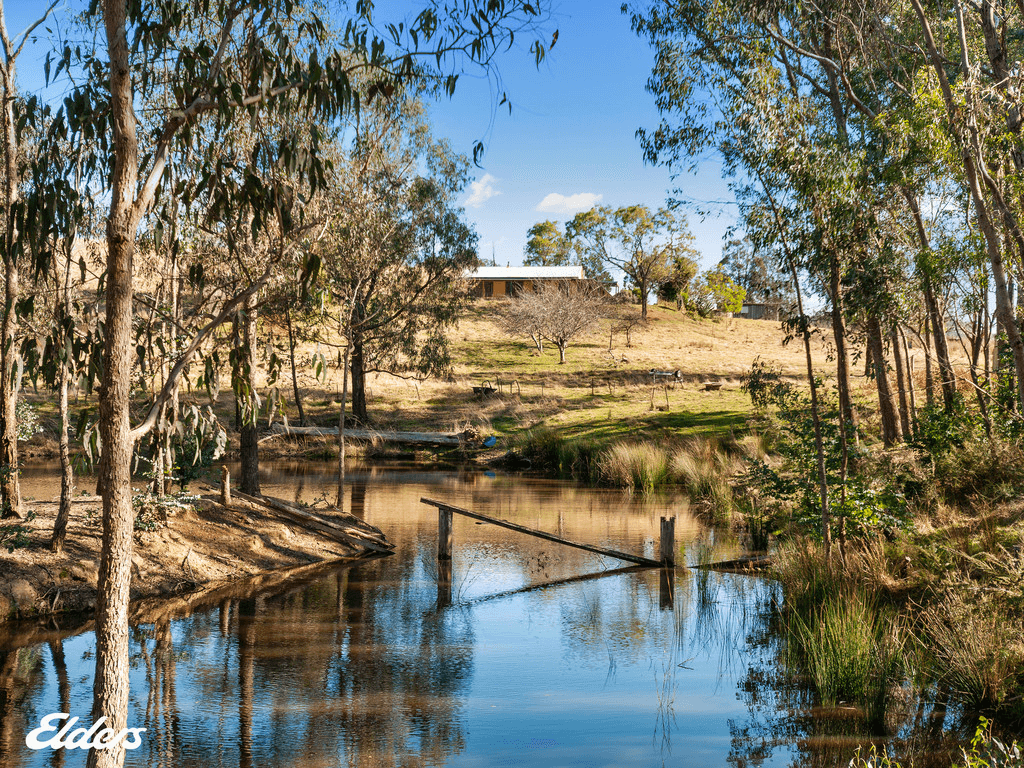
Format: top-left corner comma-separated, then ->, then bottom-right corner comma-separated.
917,593 -> 1024,714
597,441 -> 671,493
671,439 -> 736,519
786,589 -> 905,725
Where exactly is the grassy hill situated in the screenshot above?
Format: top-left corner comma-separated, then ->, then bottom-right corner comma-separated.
331,302 -> 836,445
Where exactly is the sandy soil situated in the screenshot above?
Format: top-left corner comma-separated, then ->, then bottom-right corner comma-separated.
0,484 -> 370,622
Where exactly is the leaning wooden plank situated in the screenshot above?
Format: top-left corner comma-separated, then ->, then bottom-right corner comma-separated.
420,498 -> 662,568
230,489 -> 394,553
268,423 -> 464,447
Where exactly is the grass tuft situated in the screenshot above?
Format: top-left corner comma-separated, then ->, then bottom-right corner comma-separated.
597,442 -> 672,493
786,589 -> 905,724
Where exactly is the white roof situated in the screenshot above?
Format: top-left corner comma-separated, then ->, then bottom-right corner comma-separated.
466,265 -> 585,280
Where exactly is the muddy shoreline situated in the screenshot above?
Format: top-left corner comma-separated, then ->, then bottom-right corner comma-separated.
0,482 -> 379,624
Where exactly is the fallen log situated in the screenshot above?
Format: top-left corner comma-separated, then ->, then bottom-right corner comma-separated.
267,422 -> 466,447
229,489 -> 394,554
696,555 -> 771,572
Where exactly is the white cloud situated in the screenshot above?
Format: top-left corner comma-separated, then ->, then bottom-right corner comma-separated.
535,192 -> 603,214
465,174 -> 501,208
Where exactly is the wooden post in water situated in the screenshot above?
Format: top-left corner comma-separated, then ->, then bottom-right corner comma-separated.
659,568 -> 674,610
438,506 -> 454,560
221,466 -> 231,506
219,599 -> 231,636
660,516 -> 676,567
437,559 -> 453,608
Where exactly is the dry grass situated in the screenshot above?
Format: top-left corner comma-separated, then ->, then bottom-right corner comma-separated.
263,303 -> 834,446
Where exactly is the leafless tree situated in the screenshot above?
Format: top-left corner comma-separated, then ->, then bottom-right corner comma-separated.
608,306 -> 647,349
499,280 -> 607,363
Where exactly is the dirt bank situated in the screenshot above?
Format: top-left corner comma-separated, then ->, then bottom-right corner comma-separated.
0,483 -> 380,621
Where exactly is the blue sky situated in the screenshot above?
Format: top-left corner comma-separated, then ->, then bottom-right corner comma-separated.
415,2 -> 738,274
6,1 -> 737,276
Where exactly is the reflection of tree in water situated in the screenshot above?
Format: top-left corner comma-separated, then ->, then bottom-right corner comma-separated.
135,620 -> 182,768
0,645 -> 47,768
727,598 -> 964,768
47,640 -> 70,768
122,547 -> 475,768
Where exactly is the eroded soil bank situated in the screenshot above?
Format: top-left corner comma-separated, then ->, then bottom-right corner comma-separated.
0,483 -> 370,622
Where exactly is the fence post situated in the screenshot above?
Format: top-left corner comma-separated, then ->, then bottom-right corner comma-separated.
660,516 -> 676,567
438,506 -> 453,560
659,568 -> 674,610
221,466 -> 231,506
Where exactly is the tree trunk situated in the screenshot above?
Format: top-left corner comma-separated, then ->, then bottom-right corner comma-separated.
867,316 -> 900,446
239,295 -> 259,496
911,0 -> 1024,410
901,327 -> 919,435
922,313 -> 935,406
336,343 -> 349,507
350,336 -> 367,424
286,308 -> 305,426
903,188 -> 957,410
923,281 -> 957,410
890,324 -> 912,441
557,342 -> 567,364
0,56 -> 21,520
89,5 -> 140,767
792,263 -> 831,557
50,353 -> 74,552
829,259 -> 857,433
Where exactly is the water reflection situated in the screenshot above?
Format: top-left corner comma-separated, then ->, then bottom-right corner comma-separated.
0,465 -> 983,767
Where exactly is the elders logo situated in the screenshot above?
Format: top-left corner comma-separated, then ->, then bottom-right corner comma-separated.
26,713 -> 146,751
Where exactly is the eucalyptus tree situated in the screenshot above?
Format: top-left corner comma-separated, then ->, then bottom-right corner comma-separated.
655,250 -> 698,310
718,237 -> 792,306
0,0 -> 59,519
567,204 -> 690,319
524,220 -> 570,265
524,217 -> 615,285
36,3 -> 557,767
318,94 -> 479,424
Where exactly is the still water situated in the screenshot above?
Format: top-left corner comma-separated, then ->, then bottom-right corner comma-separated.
1,464 -> 964,767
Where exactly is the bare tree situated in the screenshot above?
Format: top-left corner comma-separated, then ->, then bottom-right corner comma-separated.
500,280 -> 606,363
609,306 -> 646,348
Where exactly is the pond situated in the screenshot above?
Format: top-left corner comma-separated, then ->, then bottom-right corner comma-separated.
1,463 -> 971,767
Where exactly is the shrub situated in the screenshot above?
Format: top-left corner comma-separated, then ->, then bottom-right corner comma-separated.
931,438 -> 1024,503
15,399 -> 44,442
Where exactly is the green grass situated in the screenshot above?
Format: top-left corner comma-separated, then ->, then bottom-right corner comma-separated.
787,589 -> 905,724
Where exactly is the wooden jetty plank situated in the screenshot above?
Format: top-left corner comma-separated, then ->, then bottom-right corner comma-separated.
420,498 -> 662,567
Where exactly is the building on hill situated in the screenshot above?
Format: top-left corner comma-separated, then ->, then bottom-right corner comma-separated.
738,301 -> 782,321
465,265 -> 587,299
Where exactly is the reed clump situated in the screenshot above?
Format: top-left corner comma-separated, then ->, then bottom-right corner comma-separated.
596,441 -> 672,493
670,438 -> 738,519
786,589 -> 906,724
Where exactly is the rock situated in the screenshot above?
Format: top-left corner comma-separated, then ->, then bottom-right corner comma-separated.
10,579 -> 37,611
